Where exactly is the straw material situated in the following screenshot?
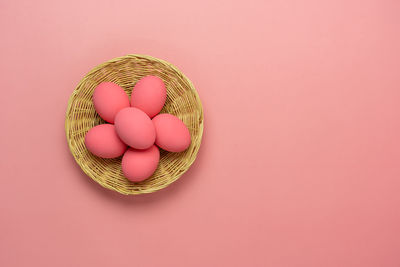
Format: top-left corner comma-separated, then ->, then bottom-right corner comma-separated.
65,55 -> 203,195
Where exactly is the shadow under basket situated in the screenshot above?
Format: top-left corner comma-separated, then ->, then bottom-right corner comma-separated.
65,54 -> 204,195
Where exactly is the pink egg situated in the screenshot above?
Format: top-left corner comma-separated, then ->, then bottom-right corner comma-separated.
93,82 -> 130,123
122,145 -> 160,182
114,107 -> 156,149
131,76 -> 166,118
84,124 -> 127,158
152,114 -> 191,152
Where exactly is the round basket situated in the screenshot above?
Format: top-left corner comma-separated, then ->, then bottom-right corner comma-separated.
65,54 -> 203,195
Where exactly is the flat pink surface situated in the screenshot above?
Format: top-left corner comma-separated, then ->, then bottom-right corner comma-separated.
1,1 -> 400,266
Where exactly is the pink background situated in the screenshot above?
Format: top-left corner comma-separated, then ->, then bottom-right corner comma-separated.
1,0 -> 400,266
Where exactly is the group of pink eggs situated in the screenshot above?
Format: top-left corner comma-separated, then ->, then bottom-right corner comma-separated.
85,76 -> 191,182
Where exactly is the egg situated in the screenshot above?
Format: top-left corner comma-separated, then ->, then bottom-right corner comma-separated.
93,82 -> 130,123
114,107 -> 156,149
131,76 -> 167,118
122,145 -> 160,182
85,124 -> 127,158
152,114 -> 191,152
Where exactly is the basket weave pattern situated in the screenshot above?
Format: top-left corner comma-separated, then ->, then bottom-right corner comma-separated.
65,55 -> 203,195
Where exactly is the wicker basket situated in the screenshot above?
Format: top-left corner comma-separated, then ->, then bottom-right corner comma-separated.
65,54 -> 203,195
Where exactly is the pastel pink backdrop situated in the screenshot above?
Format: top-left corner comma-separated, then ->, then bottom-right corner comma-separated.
1,0 -> 399,266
